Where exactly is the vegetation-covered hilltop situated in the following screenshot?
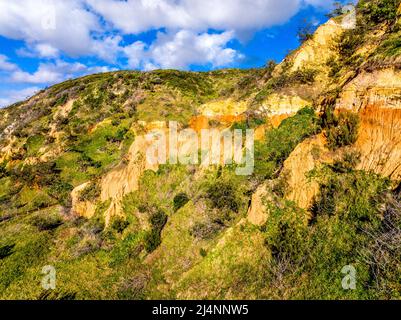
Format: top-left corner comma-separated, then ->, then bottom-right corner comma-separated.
0,0 -> 401,299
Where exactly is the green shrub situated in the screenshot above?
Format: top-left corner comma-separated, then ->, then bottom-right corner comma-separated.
110,217 -> 130,233
291,68 -> 318,84
149,210 -> 168,230
325,111 -> 360,150
335,29 -> 363,65
23,135 -> 45,156
30,214 -> 63,231
231,116 -> 266,130
199,248 -> 207,257
144,210 -> 168,253
173,192 -> 190,212
53,93 -> 68,107
190,221 -> 223,240
331,151 -> 361,173
47,181 -> 73,207
376,33 -> 401,57
0,162 -> 7,179
144,229 -> 162,253
261,166 -> 393,299
0,244 -> 15,260
206,180 -> 240,212
0,233 -> 51,290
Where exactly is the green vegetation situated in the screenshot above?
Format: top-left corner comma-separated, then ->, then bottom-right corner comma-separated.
0,244 -> 15,260
173,192 -> 190,212
144,210 -> 168,253
324,110 -> 360,150
30,212 -> 63,231
24,135 -> 45,156
206,179 -> 241,212
254,65 -> 318,104
358,0 -> 400,26
375,32 -> 401,58
78,182 -> 101,202
0,3 -> 400,299
254,107 -> 321,180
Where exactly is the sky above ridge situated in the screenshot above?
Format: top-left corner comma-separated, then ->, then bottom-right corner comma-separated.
0,0 -> 351,108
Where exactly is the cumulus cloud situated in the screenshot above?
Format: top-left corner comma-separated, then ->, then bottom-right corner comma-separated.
9,60 -> 114,85
86,0 -> 303,34
0,54 -> 18,71
16,43 -> 60,59
0,0 -> 99,56
10,60 -> 87,84
91,35 -> 123,63
124,30 -> 240,70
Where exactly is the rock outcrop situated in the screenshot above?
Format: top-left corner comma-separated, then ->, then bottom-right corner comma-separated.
247,183 -> 269,226
71,182 -> 97,219
281,134 -> 332,210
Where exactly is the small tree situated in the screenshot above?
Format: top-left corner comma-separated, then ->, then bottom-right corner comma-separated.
325,111 -> 360,150
297,20 -> 315,43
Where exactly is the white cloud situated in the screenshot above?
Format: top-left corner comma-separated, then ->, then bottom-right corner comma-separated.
16,43 -> 60,59
8,60 -> 115,85
124,42 -> 147,69
91,35 -> 123,63
0,86 -> 40,108
0,61 -> 116,107
124,30 -> 241,70
0,54 -> 18,71
86,0 -> 303,34
0,0 -> 99,56
34,43 -> 60,58
10,60 -> 87,84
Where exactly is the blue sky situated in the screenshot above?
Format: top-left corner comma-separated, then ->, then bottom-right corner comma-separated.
0,0 -> 349,107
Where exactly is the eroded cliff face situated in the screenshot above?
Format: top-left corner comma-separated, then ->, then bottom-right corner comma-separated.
256,19 -> 345,118
71,182 -> 97,219
273,68 -> 401,212
281,134 -> 332,210
337,68 -> 401,180
290,19 -> 344,76
71,129 -> 161,225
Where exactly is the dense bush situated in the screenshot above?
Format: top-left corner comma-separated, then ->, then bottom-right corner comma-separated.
144,229 -> 163,253
335,29 -> 363,64
173,192 -> 190,212
0,244 -> 15,260
0,162 -> 6,179
144,210 -> 168,253
0,233 -> 51,290
261,165 -> 395,299
206,180 -> 240,212
325,111 -> 360,150
149,210 -> 168,230
110,217 -> 130,233
190,221 -> 223,240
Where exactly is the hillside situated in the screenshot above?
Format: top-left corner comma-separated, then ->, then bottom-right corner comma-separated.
0,0 -> 401,300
